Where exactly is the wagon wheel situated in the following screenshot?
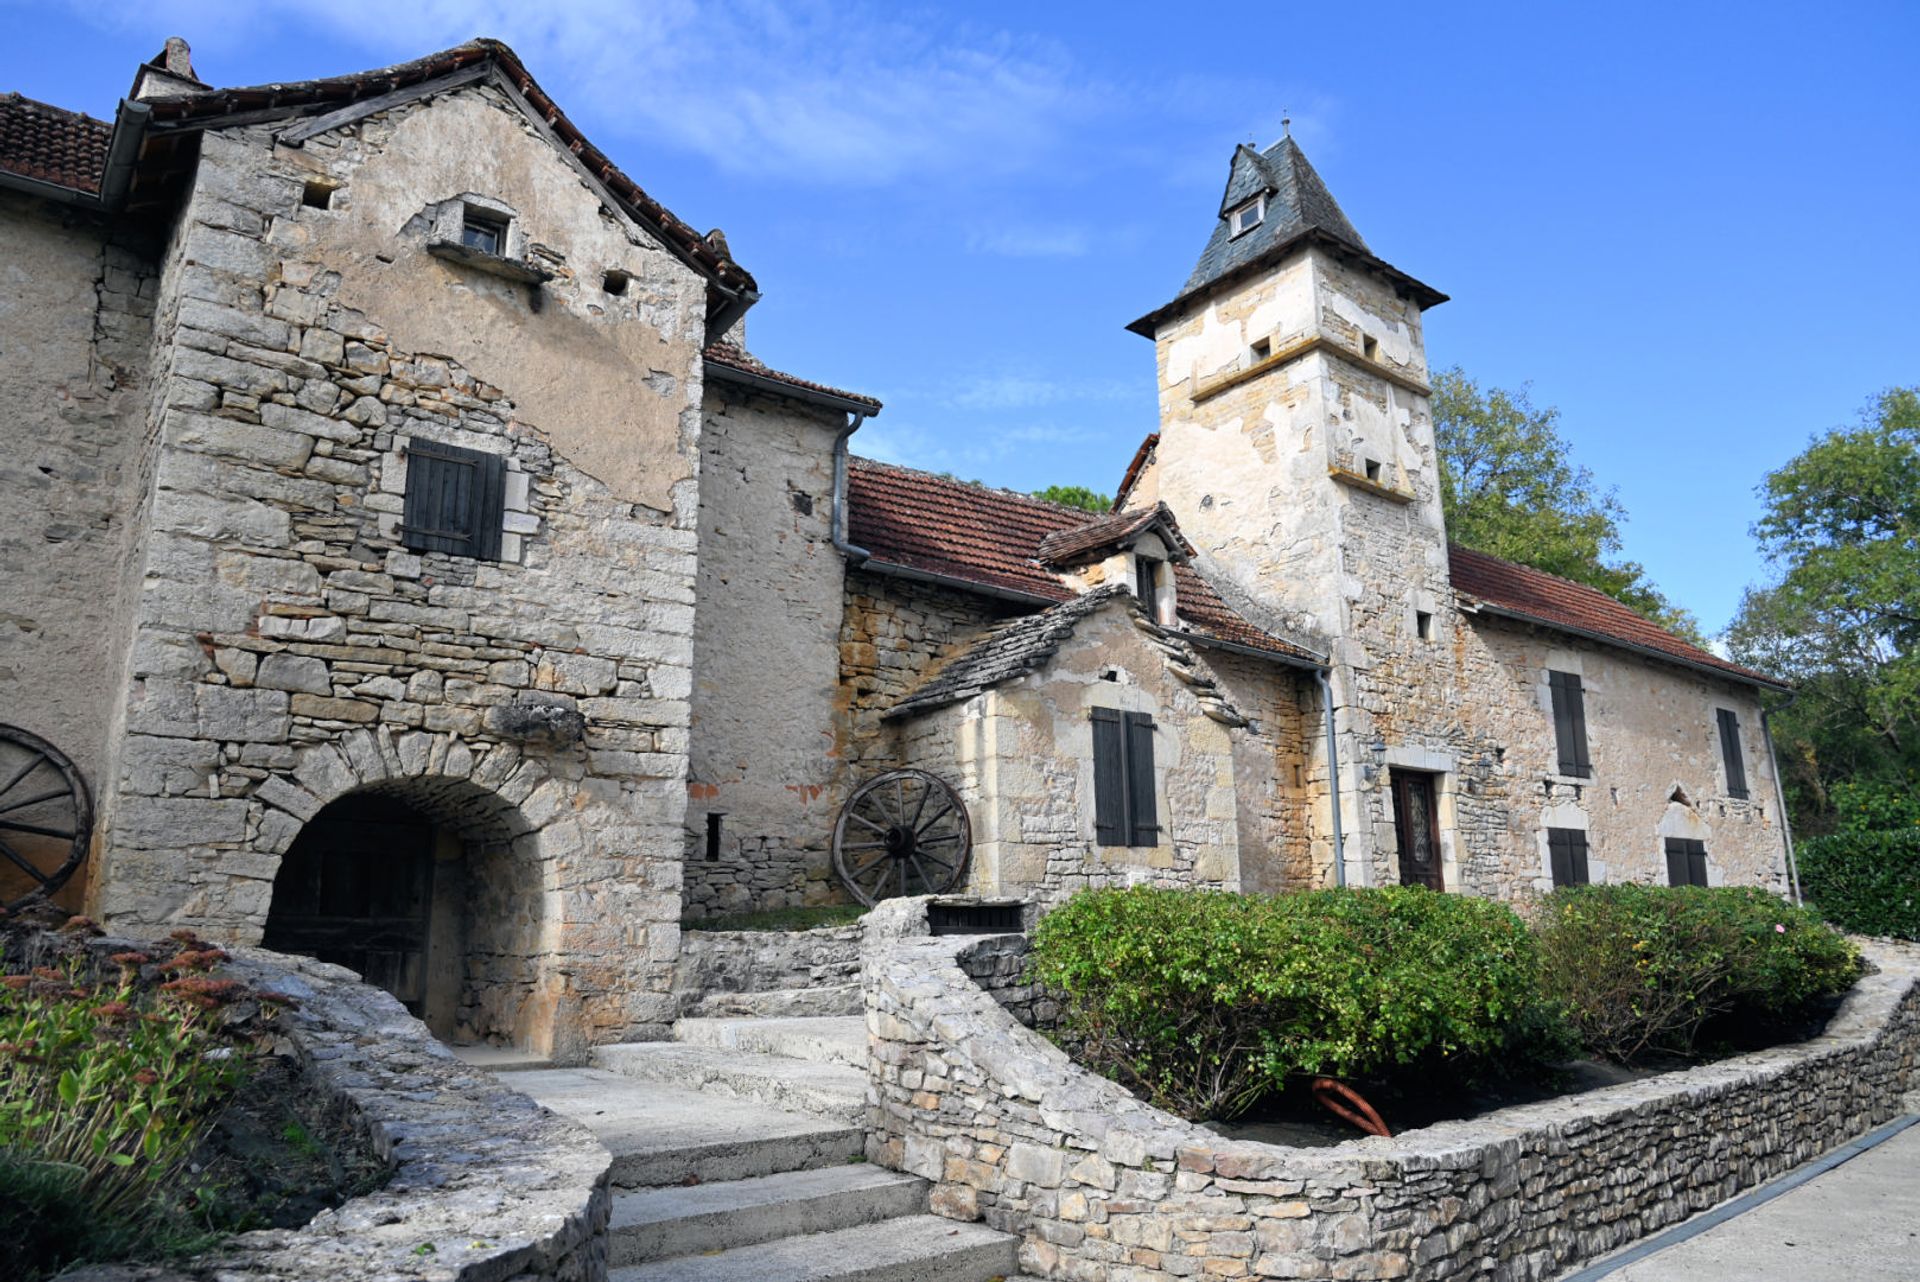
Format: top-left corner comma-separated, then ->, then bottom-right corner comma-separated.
832,769 -> 971,906
0,725 -> 94,913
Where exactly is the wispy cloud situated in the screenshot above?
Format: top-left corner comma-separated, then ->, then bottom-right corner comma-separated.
62,0 -> 1113,187
936,373 -> 1136,411
966,225 -> 1091,258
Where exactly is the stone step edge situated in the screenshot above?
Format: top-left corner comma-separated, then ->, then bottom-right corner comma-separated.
608,1165 -> 928,1265
606,1212 -> 1019,1282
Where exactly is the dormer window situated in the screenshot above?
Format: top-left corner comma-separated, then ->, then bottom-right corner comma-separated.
1132,554 -> 1176,626
461,210 -> 506,256
1228,196 -> 1265,238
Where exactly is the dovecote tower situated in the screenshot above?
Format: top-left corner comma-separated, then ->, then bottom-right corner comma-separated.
1127,137 -> 1450,648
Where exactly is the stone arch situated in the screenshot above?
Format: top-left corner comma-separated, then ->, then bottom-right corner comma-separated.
252,728 -> 580,1056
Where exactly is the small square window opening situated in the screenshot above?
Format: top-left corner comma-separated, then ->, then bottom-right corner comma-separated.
705,813 -> 723,862
1416,610 -> 1433,641
301,180 -> 336,210
1249,336 -> 1272,364
602,269 -> 630,296
1362,334 -> 1379,361
461,211 -> 507,255
1364,458 -> 1382,483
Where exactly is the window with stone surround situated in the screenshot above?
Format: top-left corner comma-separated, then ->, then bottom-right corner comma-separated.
1091,708 -> 1158,847
400,439 -> 506,560
1548,670 -> 1592,778
1547,827 -> 1590,887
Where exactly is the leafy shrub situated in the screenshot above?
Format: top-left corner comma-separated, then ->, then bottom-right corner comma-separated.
1027,886 -> 1555,1120
1828,779 -> 1920,834
1798,828 -> 1920,940
1534,885 -> 1861,1062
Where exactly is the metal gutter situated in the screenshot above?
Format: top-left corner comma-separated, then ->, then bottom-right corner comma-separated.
1315,667 -> 1348,888
1761,702 -> 1805,905
704,360 -> 880,417
1465,601 -> 1793,693
1180,629 -> 1327,673
855,559 -> 1064,608
98,99 -> 150,209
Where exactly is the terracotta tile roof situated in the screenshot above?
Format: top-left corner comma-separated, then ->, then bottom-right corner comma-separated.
846,458 -> 1321,665
886,584 -> 1134,720
1449,544 -> 1784,688
704,341 -> 882,412
1035,502 -> 1191,565
140,40 -> 754,297
1113,432 -> 1158,510
0,93 -> 110,194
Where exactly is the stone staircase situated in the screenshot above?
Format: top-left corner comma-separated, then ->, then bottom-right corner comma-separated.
515,1012 -> 1019,1281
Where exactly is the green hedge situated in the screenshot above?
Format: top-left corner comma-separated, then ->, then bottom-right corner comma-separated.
1534,884 -> 1861,1062
1798,828 -> 1920,941
1027,886 -> 1555,1121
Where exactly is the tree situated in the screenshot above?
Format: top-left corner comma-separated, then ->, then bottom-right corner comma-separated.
1033,484 -> 1112,514
1727,387 -> 1920,833
1432,367 -> 1702,641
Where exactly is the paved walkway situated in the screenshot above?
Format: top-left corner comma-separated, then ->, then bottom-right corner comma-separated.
1582,1116 -> 1920,1281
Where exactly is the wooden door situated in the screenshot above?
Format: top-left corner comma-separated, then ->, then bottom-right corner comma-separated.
263,794 -> 436,1012
1390,770 -> 1445,890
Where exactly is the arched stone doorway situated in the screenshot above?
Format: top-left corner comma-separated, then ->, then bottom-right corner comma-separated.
262,776 -> 545,1050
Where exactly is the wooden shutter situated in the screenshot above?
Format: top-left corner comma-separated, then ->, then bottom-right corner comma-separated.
402,440 -> 506,560
1665,838 -> 1709,887
1091,708 -> 1125,847
1549,671 -> 1592,778
1717,708 -> 1749,799
1548,827 -> 1590,887
1124,712 -> 1159,846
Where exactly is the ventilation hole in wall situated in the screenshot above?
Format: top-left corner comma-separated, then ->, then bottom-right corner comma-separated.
602,269 -> 630,296
790,490 -> 814,516
1101,669 -> 1120,683
1416,610 -> 1433,640
1364,458 -> 1382,483
1670,786 -> 1692,807
1294,764 -> 1304,788
301,180 -> 336,210
705,812 -> 723,861
1249,336 -> 1271,363
1362,334 -> 1379,361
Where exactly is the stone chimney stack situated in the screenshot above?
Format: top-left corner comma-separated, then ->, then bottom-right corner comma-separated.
131,37 -> 208,101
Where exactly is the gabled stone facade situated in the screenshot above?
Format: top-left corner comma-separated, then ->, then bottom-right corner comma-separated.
0,39 -> 1794,1057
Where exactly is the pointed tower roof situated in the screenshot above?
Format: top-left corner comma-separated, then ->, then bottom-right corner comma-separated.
1127,136 -> 1444,336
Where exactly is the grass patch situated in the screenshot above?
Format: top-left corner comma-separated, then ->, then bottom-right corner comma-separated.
683,903 -> 869,933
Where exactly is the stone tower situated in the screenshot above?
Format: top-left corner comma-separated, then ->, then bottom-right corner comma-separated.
1127,137 -> 1454,885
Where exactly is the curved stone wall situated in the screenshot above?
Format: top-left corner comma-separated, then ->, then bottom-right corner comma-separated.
863,916 -> 1920,1281
66,941 -> 610,1282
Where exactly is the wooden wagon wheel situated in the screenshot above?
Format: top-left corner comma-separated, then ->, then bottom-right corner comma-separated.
0,725 -> 94,912
831,769 -> 971,906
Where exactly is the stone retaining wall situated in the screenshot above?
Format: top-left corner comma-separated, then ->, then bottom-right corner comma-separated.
864,913 -> 1920,1281
673,922 -> 863,1013
64,940 -> 610,1282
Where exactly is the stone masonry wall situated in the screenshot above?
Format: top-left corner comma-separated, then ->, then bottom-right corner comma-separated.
0,192 -> 157,907
91,84 -> 708,1057
684,384 -> 849,918
866,914 -> 1920,1282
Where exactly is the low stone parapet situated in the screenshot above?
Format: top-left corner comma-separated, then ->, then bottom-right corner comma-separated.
863,918 -> 1920,1281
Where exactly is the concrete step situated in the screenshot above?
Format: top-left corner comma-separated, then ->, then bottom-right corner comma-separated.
515,1068 -> 863,1188
447,1044 -> 553,1073
687,983 -> 864,1019
608,1213 -> 1019,1282
595,1042 -> 868,1125
608,1164 -> 927,1266
672,1015 -> 869,1068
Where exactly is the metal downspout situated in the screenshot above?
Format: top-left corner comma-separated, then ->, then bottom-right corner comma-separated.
831,414 -> 870,565
99,99 -> 152,210
1316,667 -> 1346,888
1761,702 -> 1804,906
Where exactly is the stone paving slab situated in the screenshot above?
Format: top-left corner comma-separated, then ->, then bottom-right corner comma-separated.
671,1014 -> 869,1067
594,1041 -> 869,1123
609,1164 -> 927,1265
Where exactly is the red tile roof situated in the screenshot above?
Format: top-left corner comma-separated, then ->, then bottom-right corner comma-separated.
1449,544 -> 1784,688
1113,432 -> 1158,510
0,94 -> 110,194
704,341 -> 881,412
1035,502 -> 1191,565
846,458 -> 1321,665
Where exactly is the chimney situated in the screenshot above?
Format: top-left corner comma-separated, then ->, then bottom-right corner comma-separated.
131,37 -> 208,101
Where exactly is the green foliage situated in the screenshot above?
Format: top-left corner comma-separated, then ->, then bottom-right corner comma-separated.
1533,885 -> 1860,1063
1798,828 -> 1920,941
1027,886 -> 1554,1120
1728,387 -> 1920,834
1432,367 -> 1702,641
1032,484 -> 1113,513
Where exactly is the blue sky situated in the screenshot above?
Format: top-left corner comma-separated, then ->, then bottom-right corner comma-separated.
5,1 -> 1915,635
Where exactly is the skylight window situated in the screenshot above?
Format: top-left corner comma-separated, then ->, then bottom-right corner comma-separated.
1229,196 -> 1266,237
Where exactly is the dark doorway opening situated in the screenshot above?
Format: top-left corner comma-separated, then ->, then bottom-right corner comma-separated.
263,792 -> 437,1014
1389,769 -> 1445,890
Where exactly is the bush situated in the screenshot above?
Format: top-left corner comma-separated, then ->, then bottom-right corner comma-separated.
1534,885 -> 1861,1063
1798,828 -> 1920,940
1027,886 -> 1555,1120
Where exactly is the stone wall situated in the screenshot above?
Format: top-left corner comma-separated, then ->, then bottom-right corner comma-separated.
89,83 -> 707,1056
684,384 -> 849,918
672,921 -> 863,1014
866,917 -> 1920,1282
0,192 -> 157,907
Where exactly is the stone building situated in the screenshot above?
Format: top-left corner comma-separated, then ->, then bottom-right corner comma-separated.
1,39 -> 1793,1055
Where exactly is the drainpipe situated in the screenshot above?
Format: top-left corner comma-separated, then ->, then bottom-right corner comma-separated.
1760,701 -> 1804,906
1315,667 -> 1347,888
831,414 -> 871,565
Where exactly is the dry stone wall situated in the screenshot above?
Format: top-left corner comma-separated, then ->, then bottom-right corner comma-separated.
865,913 -> 1920,1282
90,83 -> 707,1055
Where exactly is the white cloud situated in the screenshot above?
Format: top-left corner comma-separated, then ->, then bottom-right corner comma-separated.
939,374 -> 1134,411
966,226 -> 1091,258
61,0 -> 1112,187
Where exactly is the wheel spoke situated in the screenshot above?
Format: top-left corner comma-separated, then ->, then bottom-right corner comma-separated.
839,840 -> 891,851
917,851 -> 955,871
908,852 -> 940,892
0,787 -> 69,817
917,832 -> 961,847
847,813 -> 889,836
894,775 -> 907,828
0,754 -> 43,800
914,801 -> 953,837
0,819 -> 75,840
846,850 -> 893,880
0,836 -> 46,883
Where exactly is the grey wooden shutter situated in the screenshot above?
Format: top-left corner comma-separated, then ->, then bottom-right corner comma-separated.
1548,828 -> 1590,887
1717,709 -> 1749,799
1091,708 -> 1125,847
1124,712 -> 1159,846
402,440 -> 506,560
1665,838 -> 1709,887
1549,671 -> 1592,777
